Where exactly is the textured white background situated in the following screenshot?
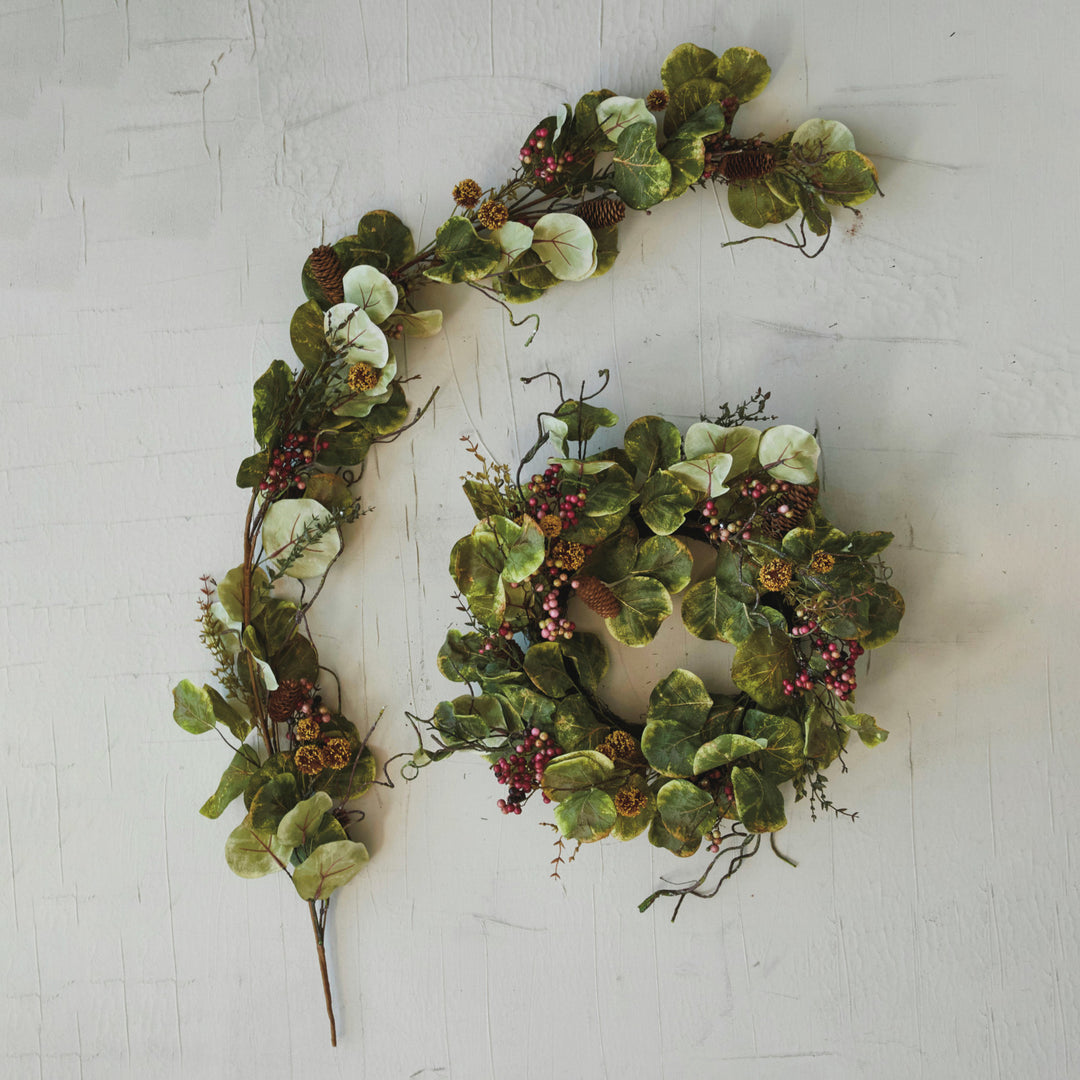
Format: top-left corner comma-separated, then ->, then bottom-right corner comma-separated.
3,0 -> 1078,1077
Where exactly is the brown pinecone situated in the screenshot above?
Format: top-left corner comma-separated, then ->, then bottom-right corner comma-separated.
761,484 -> 819,539
717,150 -> 776,182
575,197 -> 626,230
575,576 -> 621,619
267,679 -> 304,722
309,244 -> 345,305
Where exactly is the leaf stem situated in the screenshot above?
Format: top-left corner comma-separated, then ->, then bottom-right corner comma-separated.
308,899 -> 337,1047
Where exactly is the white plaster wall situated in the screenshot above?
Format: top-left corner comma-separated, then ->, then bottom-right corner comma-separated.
2,1 -> 1077,1077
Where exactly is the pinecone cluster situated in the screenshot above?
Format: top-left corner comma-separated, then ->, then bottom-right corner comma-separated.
574,196 -> 626,230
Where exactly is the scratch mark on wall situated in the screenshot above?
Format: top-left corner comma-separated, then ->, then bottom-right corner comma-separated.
5,789 -> 18,931
160,777 -> 184,1063
245,0 -> 256,61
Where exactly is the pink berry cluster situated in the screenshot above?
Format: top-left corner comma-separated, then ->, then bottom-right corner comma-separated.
533,578 -> 576,641
524,465 -> 588,529
818,638 -> 864,701
493,728 -> 562,814
701,501 -> 752,542
741,477 -> 770,500
519,127 -> 576,184
259,433 -> 331,494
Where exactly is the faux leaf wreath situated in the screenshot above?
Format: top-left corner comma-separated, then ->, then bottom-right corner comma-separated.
414,375 -> 904,918
172,41 -> 885,1045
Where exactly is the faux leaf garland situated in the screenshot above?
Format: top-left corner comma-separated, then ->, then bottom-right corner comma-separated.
414,375 -> 904,918
173,40 -> 887,1045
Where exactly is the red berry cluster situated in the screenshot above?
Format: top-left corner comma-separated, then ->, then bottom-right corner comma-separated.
480,621 -> 513,654
818,638 -> 863,701
783,637 -> 864,702
519,127 -> 576,184
524,465 -> 587,528
493,728 -> 562,815
741,477 -> 770,500
260,433 -> 330,494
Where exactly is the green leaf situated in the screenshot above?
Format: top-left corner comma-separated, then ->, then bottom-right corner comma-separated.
606,576 -> 672,646
582,478 -> 638,518
591,223 -> 620,277
792,118 -> 856,157
341,264 -> 397,324
318,745 -> 378,800
491,515 -> 547,584
731,625 -> 799,711
277,791 -> 333,848
553,694 -> 608,752
638,470 -> 695,536
612,122 -> 672,210
731,766 -> 787,832
236,451 -> 269,489
580,519 -> 638,581
531,213 -> 598,281
595,95 -> 655,145
716,47 -> 771,102
817,151 -> 879,206
216,565 -> 269,625
356,209 -> 415,268
681,578 -> 742,641
361,381 -> 410,435
863,583 -> 905,648
648,813 -> 702,857
846,531 -> 894,557
450,532 -> 506,628
662,134 -> 704,201
290,300 -> 327,373
397,308 -> 443,338
270,632 -> 319,684
425,217 -> 502,284
572,88 -> 615,142
292,840 -> 370,901
553,788 -> 617,842
664,77 -> 729,134
795,184 -> 832,236
172,679 -> 216,734
200,747 -> 261,819
728,179 -> 797,228
437,629 -> 484,683
660,42 -> 721,95
524,642 -> 575,698
261,498 -> 342,579
205,685 -> 252,741
317,429 -> 372,468
509,248 -> 561,292
674,102 -> 728,139
667,452 -> 733,497
554,399 -> 619,442
542,750 -> 615,802
657,779 -> 717,841
624,415 -> 682,480
302,472 -> 353,512
743,709 -> 804,781
693,733 -> 768,774
224,821 -> 293,878
684,423 -> 761,478
252,361 -> 294,449
758,425 -> 820,484
462,479 -> 505,521
641,668 -> 715,777
250,772 -> 299,832
840,712 -> 889,747
560,632 -> 609,690
632,535 -> 693,592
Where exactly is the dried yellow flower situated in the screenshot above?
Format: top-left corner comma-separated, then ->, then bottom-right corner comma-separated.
809,550 -> 836,575
614,785 -> 648,818
759,557 -> 794,592
452,178 -> 483,208
320,738 -> 352,771
294,745 -> 324,776
539,514 -> 563,538
476,199 -> 509,230
347,362 -> 379,393
294,717 -> 320,743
